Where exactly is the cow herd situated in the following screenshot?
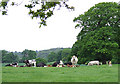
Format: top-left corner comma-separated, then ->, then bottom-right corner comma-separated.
5,56 -> 112,67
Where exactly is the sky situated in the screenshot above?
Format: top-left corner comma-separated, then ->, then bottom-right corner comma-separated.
0,0 -> 119,52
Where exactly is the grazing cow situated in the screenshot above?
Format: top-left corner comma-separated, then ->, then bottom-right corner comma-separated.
109,61 -> 112,66
58,60 -> 64,67
24,59 -> 36,67
56,64 -> 65,67
56,60 -> 66,67
19,65 -> 26,67
71,56 -> 78,67
36,62 -> 47,67
59,60 -> 63,65
67,64 -> 72,67
47,65 -> 52,67
12,62 -> 18,67
88,61 -> 100,66
5,63 -> 13,67
52,61 -> 60,67
5,62 -> 18,67
64,62 -> 72,65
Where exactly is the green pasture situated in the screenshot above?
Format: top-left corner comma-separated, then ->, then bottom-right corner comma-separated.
2,64 -> 118,82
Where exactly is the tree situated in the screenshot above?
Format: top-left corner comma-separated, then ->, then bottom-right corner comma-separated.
56,50 -> 62,61
36,57 -> 47,64
47,48 -> 71,62
72,2 -> 120,64
72,27 -> 119,64
74,2 -> 120,46
61,48 -> 71,62
21,49 -> 36,62
47,52 -> 57,62
0,0 -> 74,27
2,50 -> 19,63
2,50 -> 8,63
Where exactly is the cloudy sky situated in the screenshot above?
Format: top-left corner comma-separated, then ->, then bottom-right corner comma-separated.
0,0 -> 119,52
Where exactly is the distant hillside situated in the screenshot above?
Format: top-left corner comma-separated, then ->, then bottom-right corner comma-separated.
36,48 -> 71,60
1,48 -> 71,62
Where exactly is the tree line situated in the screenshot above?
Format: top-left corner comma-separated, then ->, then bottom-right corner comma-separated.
1,49 -> 36,63
1,48 -> 72,63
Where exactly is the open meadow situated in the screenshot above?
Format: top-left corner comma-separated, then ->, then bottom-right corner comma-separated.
2,64 -> 118,82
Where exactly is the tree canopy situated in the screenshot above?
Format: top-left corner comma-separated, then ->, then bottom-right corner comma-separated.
0,0 -> 74,27
2,50 -> 19,63
21,49 -> 36,62
72,2 -> 120,64
47,48 -> 71,62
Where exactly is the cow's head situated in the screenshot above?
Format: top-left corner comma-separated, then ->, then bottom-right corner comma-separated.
72,56 -> 76,61
12,62 -> 18,65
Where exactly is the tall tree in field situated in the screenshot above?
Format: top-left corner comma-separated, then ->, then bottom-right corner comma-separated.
72,2 -> 120,64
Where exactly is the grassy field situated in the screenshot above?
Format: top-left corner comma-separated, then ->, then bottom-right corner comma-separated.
2,64 -> 118,82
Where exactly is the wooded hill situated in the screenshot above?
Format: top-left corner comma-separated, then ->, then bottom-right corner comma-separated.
1,48 -> 71,63
36,48 -> 65,60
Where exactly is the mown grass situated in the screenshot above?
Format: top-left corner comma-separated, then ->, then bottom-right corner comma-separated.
2,64 -> 118,82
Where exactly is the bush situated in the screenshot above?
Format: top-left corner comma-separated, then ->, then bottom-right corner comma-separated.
111,58 -> 118,64
36,58 -> 47,64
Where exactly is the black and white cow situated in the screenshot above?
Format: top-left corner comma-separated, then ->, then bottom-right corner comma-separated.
24,59 -> 36,67
36,62 -> 47,67
5,62 -> 18,67
12,62 -> 18,67
52,61 -> 60,67
64,62 -> 72,65
56,60 -> 64,67
5,63 -> 13,67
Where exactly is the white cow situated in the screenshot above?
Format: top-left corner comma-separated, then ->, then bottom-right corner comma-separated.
30,59 -> 36,67
88,61 -> 99,66
59,60 -> 63,65
71,56 -> 78,67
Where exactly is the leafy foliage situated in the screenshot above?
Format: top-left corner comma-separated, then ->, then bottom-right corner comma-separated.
47,48 -> 71,62
36,57 -> 47,64
0,0 -> 74,27
0,0 -> 8,15
48,52 -> 57,62
72,2 -> 120,64
36,48 -> 64,60
21,49 -> 36,62
1,48 -> 71,63
2,50 -> 19,63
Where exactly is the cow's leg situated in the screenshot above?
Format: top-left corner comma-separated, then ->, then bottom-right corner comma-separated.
73,63 -> 75,67
33,63 -> 36,67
